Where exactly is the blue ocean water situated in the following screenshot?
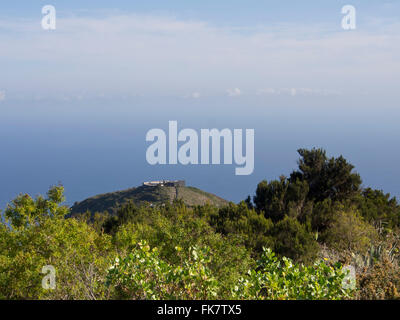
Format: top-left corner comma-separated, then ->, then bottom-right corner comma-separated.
0,96 -> 399,210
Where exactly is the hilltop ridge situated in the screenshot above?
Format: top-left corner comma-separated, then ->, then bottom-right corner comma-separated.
70,183 -> 228,215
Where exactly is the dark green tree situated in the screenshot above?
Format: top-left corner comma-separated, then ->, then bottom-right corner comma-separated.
208,202 -> 274,254
254,176 -> 289,222
271,216 -> 319,264
357,188 -> 400,228
289,148 -> 362,202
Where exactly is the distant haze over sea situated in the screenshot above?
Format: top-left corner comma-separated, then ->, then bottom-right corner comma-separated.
1,96 -> 399,209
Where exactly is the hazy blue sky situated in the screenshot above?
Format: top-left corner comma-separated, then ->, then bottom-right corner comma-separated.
0,1 -> 399,208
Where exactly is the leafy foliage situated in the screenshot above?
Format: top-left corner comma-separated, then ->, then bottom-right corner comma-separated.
109,200 -> 253,297
0,186 -> 114,300
207,201 -> 274,254
232,248 -> 354,300
289,148 -> 362,203
1,147 -> 399,300
322,210 -> 378,254
106,241 -> 219,299
271,216 -> 319,264
357,188 -> 400,229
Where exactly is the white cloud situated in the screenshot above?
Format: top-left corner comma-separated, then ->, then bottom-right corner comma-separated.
227,88 -> 242,97
258,88 -> 341,96
0,90 -> 5,101
0,14 -> 399,100
258,88 -> 276,95
191,92 -> 201,99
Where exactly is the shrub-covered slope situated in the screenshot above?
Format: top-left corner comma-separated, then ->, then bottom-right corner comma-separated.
70,185 -> 228,215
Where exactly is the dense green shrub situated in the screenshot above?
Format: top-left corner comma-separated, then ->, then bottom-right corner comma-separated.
322,210 -> 378,254
207,201 -> 274,254
0,186 -> 114,300
106,242 -> 219,299
106,244 -> 355,300
111,201 -> 253,297
289,148 -> 362,203
232,248 -> 354,300
271,216 -> 319,264
357,188 -> 400,229
1,147 -> 399,300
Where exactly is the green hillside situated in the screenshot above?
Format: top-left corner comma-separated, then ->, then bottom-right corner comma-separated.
70,184 -> 228,215
2,148 -> 400,300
